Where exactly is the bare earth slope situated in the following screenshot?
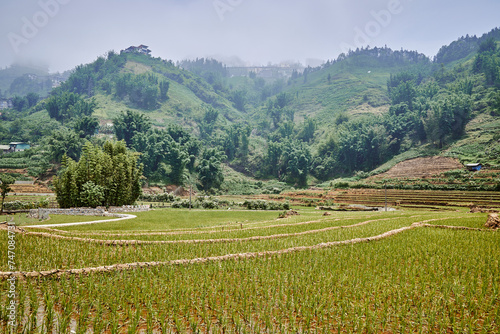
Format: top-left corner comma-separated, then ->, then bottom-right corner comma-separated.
371,156 -> 463,179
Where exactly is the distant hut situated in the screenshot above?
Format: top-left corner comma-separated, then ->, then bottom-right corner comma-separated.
9,142 -> 30,152
466,163 -> 482,171
0,145 -> 10,154
121,45 -> 151,55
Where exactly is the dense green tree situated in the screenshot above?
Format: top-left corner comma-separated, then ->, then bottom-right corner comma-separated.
73,115 -> 99,138
198,106 -> 219,140
220,124 -> 251,162
0,123 -> 7,141
11,95 -> 27,112
53,141 -> 143,208
280,140 -> 311,187
179,58 -> 228,90
231,90 -> 247,112
46,92 -> 96,123
275,92 -> 291,109
262,139 -> 311,186
159,80 -> 170,101
113,110 -> 151,147
478,37 -> 497,53
79,181 -> 105,208
424,93 -> 472,147
264,141 -> 283,177
424,109 -> 441,147
131,127 -> 195,185
197,148 -> 226,192
0,175 -> 15,215
58,51 -> 126,96
390,81 -> 417,110
45,128 -> 83,163
26,92 -> 40,108
278,121 -> 294,139
298,117 -> 316,142
268,105 -> 282,129
167,142 -> 190,185
489,90 -> 500,115
266,92 -> 294,129
473,38 -> 500,86
240,125 -> 251,162
114,73 -> 161,109
312,135 -> 340,180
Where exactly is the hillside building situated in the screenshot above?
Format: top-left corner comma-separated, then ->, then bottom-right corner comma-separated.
9,142 -> 30,152
0,145 -> 10,154
466,163 -> 482,171
121,45 -> 151,55
0,99 -> 13,110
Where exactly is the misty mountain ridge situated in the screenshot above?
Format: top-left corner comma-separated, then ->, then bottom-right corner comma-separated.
1,26 -> 499,190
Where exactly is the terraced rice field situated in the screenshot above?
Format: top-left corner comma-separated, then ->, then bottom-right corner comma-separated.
333,189 -> 500,208
0,204 -> 499,333
272,188 -> 500,210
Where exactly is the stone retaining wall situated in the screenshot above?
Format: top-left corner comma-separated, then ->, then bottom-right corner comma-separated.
108,205 -> 150,213
28,205 -> 150,219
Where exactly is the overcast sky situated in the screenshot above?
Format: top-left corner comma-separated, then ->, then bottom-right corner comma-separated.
1,0 -> 499,73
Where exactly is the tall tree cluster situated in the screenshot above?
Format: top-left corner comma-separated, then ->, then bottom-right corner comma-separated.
115,73 -> 169,109
53,141 -> 143,208
113,110 -> 225,192
46,92 -> 97,124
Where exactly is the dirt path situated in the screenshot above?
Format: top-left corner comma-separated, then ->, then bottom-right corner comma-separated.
371,156 -> 463,179
25,214 -> 137,228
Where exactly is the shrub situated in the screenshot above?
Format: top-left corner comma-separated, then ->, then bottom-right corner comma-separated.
80,181 -> 105,208
3,199 -> 49,210
140,193 -> 179,203
334,182 -> 350,189
242,200 -> 290,210
171,200 -> 195,209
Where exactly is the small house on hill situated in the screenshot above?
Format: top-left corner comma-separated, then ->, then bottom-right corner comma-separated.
466,163 -> 482,171
121,45 -> 151,55
9,142 -> 30,152
0,99 -> 13,110
0,145 -> 10,154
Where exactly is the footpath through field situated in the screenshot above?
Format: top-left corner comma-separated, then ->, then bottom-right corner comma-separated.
26,214 -> 137,228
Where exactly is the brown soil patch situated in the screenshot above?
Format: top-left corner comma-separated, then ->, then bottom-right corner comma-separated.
142,185 -> 192,197
371,156 -> 463,179
470,205 -> 500,213
0,168 -> 28,174
278,210 -> 300,219
10,183 -> 53,194
485,213 -> 500,229
1,168 -> 54,193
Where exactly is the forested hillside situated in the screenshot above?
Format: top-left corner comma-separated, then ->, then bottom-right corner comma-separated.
1,27 -> 499,194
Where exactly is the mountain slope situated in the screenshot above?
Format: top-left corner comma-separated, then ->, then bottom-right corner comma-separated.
1,28 -> 499,191
0,64 -> 63,98
58,52 -> 249,134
